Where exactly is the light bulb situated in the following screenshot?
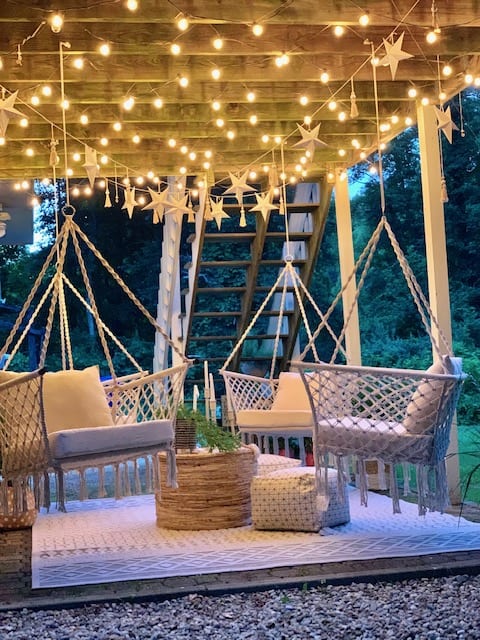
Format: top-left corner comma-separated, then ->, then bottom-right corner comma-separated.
211,100 -> 221,111
249,114 -> 258,125
123,96 -> 135,110
42,85 -> 52,97
211,67 -> 221,80
359,12 -> 369,27
176,14 -> 189,31
320,71 -> 329,83
227,130 -> 235,140
99,42 -> 111,56
252,23 -> 264,36
73,57 -> 84,70
333,25 -> 345,37
80,114 -> 89,125
426,30 -> 437,44
153,97 -> 163,109
30,95 -> 40,106
113,121 -> 122,131
299,95 -> 309,106
246,91 -> 256,102
212,37 -> 224,50
178,75 -> 189,87
170,43 -> 181,55
126,0 -> 138,11
50,13 -> 64,33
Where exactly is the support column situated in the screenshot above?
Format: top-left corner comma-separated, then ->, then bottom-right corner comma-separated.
416,102 -> 460,503
334,169 -> 361,365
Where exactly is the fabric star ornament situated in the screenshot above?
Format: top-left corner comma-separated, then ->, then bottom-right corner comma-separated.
122,185 -> 138,219
224,171 -> 256,205
142,187 -> 170,224
434,105 -> 459,144
0,91 -> 23,137
165,193 -> 191,223
83,145 -> 99,188
379,32 -> 413,80
292,123 -> 328,159
210,197 -> 230,229
250,192 -> 278,221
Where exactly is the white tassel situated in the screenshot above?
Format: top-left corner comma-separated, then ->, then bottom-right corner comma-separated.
441,177 -> 449,203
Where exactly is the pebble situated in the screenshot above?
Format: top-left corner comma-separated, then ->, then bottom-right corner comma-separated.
1,574 -> 480,639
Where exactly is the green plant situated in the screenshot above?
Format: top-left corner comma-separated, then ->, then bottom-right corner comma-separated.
176,405 -> 241,453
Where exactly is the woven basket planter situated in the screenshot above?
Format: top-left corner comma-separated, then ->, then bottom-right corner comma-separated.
174,418 -> 197,452
0,486 -> 37,530
156,446 -> 257,530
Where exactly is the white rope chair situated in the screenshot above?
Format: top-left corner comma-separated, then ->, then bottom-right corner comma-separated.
0,209 -> 191,513
292,215 -> 466,515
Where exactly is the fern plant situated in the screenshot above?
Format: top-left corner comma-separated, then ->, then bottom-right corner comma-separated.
176,405 -> 241,453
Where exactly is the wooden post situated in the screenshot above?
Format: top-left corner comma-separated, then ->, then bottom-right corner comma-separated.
334,169 -> 362,366
416,102 -> 460,503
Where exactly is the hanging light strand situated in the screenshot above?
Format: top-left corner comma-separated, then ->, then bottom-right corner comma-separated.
370,41 -> 386,214
59,41 -> 71,207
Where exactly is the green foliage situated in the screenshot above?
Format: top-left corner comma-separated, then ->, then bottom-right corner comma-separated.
176,405 -> 241,452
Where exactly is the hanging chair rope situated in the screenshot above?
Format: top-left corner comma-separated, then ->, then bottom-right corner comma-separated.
72,219 -> 189,364
61,274 -> 145,373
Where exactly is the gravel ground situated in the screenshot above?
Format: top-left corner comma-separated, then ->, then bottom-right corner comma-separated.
1,574 -> 479,639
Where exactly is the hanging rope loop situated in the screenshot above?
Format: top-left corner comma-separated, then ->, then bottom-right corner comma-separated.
61,205 -> 76,218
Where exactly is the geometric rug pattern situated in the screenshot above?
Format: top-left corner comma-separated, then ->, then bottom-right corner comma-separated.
32,489 -> 480,589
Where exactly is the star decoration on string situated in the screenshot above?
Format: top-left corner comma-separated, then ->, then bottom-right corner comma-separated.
434,105 -> 459,144
224,170 -> 256,205
292,123 -> 328,159
0,90 -> 23,137
122,185 -> 137,218
250,192 -> 279,221
165,193 -> 191,223
83,145 -> 98,187
210,197 -> 230,229
379,32 -> 413,80
142,187 -> 170,223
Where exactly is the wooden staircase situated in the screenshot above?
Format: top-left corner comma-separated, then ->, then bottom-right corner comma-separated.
181,180 -> 333,405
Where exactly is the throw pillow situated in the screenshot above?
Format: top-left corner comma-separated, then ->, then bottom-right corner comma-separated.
43,365 -> 114,433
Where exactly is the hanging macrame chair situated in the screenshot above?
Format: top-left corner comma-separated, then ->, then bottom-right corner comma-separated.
0,206 -> 190,513
292,213 -> 466,515
221,242 -> 345,463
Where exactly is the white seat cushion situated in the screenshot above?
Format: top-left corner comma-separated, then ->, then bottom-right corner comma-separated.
237,409 -> 314,430
48,419 -> 174,460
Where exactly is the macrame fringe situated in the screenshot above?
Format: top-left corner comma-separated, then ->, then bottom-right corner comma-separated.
417,465 -> 428,516
389,465 -> 401,514
335,456 -> 348,505
434,459 -> 449,513
314,452 -> 331,511
356,458 -> 369,507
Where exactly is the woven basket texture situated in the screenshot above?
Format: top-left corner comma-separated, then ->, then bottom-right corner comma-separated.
156,447 -> 257,530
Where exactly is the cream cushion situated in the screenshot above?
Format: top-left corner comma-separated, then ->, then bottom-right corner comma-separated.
271,371 -> 311,411
0,370 -> 22,384
237,409 -> 314,430
251,466 -> 350,532
43,366 -> 114,433
403,356 -> 463,435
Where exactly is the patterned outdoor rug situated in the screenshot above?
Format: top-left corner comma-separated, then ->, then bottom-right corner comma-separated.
32,489 -> 480,589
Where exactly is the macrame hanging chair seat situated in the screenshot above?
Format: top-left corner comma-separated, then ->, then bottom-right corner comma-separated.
0,207 -> 190,514
291,215 -> 466,515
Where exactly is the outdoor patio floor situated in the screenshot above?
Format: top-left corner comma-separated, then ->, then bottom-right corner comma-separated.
2,498 -> 480,613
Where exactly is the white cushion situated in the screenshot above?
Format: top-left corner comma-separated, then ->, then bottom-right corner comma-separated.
43,366 -> 114,433
256,453 -> 302,476
251,467 -> 350,532
316,416 -> 431,461
271,372 -> 311,411
48,419 -> 173,460
237,409 -> 314,430
403,356 -> 462,435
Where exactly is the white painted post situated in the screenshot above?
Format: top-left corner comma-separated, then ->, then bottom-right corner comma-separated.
416,102 -> 460,503
334,169 -> 362,366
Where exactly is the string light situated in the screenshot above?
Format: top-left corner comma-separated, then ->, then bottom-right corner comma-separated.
249,114 -> 258,125
99,42 -> 111,56
246,91 -> 256,102
170,43 -> 181,55
211,67 -> 221,80
252,23 -> 264,37
320,71 -> 329,83
211,100 -> 221,111
212,37 -> 224,50
299,95 -> 309,106
359,12 -> 370,27
72,57 -> 84,70
176,14 -> 189,31
41,85 -> 52,97
153,97 -> 163,108
49,13 -> 64,33
178,75 -> 189,87
122,96 -> 135,110
126,0 -> 138,11
30,95 -> 40,106
80,114 -> 89,125
275,53 -> 290,67
333,25 -> 345,37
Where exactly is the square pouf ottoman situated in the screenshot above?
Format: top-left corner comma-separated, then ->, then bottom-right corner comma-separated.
251,467 -> 350,532
257,453 -> 302,476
